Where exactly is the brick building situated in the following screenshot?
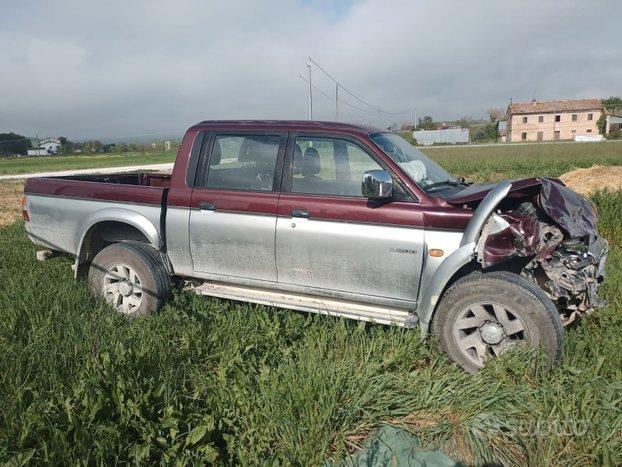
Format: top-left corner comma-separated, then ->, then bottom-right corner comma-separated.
506,98 -> 603,142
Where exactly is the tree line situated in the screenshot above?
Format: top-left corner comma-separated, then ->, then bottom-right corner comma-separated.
0,134 -> 177,157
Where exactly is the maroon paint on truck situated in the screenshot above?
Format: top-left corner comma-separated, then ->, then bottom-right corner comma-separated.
277,193 -> 426,227
25,177 -> 164,205
190,189 -> 279,215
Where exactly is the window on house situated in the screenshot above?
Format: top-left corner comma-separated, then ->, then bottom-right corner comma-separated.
522,116 -> 528,124
572,114 -> 578,122
555,115 -> 561,122
571,130 -> 576,133
554,131 -> 560,140
538,115 -> 544,123
537,131 -> 543,141
521,132 -> 527,140
587,129 -> 592,133
588,113 -> 594,121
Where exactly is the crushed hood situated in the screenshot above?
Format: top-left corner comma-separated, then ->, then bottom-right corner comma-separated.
444,177 -> 547,205
445,177 -> 599,239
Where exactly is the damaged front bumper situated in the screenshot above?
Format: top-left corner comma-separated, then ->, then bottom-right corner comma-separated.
535,234 -> 608,322
475,179 -> 609,323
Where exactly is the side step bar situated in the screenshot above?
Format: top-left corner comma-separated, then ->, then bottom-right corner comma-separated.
194,282 -> 418,328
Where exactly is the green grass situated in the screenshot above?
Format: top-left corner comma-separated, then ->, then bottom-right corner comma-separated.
0,163 -> 621,464
421,141 -> 622,182
0,151 -> 175,175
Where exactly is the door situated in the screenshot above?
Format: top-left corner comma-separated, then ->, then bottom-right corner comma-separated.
276,134 -> 425,303
189,132 -> 286,282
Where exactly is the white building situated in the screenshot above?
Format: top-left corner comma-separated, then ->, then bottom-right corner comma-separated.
27,138 -> 61,156
413,128 -> 470,146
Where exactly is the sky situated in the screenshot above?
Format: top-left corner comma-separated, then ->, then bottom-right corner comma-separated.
0,0 -> 620,140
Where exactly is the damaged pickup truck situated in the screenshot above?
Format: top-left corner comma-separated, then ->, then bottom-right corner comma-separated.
23,120 -> 608,372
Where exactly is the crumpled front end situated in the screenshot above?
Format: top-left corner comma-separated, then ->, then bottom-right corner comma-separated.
475,179 -> 608,324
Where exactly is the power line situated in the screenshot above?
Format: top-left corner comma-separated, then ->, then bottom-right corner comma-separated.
307,57 -> 412,116
299,75 -> 377,121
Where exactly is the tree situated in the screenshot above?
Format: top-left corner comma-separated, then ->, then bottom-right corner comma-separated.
82,140 -> 103,153
487,107 -> 505,122
0,132 -> 32,157
472,122 -> 499,142
418,115 -> 436,130
596,113 -> 607,136
598,97 -> 622,136
58,136 -> 77,155
601,96 -> 622,108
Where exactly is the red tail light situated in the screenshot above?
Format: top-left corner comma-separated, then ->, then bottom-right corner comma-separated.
21,197 -> 29,222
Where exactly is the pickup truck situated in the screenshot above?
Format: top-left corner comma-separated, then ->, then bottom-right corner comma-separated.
23,120 -> 608,372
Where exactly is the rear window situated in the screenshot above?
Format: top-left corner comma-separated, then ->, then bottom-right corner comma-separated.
200,135 -> 281,191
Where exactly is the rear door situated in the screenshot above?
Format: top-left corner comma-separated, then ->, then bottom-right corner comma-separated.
275,133 -> 425,303
189,131 -> 287,282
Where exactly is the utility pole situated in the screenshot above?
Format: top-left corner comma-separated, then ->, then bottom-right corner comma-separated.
307,58 -> 313,120
414,108 -> 417,130
335,83 -> 339,121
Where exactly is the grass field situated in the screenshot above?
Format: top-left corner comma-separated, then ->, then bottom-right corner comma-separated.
0,151 -> 621,465
0,151 -> 174,175
422,141 -> 622,182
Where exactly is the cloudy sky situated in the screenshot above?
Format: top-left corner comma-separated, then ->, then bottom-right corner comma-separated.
1,0 -> 620,140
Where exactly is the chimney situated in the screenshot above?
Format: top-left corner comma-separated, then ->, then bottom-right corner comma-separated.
532,99 -> 537,107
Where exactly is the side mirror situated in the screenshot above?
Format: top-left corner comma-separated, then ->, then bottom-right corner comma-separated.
362,170 -> 394,199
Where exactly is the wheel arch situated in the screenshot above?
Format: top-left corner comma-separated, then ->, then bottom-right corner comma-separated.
74,208 -> 160,278
418,180 -> 512,336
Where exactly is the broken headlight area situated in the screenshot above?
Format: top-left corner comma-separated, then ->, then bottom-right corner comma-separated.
476,179 -> 608,324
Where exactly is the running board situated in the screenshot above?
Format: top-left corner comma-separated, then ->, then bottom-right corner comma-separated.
194,282 -> 418,328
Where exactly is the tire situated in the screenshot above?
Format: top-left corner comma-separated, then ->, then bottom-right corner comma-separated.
88,242 -> 171,317
432,271 -> 563,373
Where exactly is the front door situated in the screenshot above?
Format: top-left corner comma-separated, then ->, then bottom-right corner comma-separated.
189,132 -> 286,282
275,135 -> 425,303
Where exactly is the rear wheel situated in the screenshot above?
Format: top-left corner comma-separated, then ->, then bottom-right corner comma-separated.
432,271 -> 563,373
88,242 -> 170,317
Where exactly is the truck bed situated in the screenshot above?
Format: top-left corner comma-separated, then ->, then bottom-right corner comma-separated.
24,171 -> 170,256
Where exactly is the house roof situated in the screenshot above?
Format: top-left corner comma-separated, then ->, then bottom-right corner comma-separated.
508,98 -> 602,115
39,138 -> 61,144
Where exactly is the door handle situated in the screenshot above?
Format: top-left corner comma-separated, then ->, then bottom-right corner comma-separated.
291,209 -> 309,218
199,202 -> 216,211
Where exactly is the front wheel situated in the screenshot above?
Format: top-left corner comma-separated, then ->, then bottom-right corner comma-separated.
432,271 -> 564,373
88,242 -> 171,317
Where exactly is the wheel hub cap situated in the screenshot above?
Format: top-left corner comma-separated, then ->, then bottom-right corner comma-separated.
452,301 -> 529,368
102,264 -> 143,314
480,322 -> 504,344
117,280 -> 133,296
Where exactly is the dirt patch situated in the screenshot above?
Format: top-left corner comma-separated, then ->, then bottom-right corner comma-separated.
559,165 -> 622,196
0,181 -> 24,226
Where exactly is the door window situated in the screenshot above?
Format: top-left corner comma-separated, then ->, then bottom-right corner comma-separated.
201,135 -> 281,191
291,137 -> 383,197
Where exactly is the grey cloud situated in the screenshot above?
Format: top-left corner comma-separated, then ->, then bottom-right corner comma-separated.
0,0 -> 620,139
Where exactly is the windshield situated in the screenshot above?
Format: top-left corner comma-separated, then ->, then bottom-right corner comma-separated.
370,133 -> 456,191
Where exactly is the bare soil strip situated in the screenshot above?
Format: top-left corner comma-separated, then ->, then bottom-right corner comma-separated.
559,165 -> 622,196
0,181 -> 24,227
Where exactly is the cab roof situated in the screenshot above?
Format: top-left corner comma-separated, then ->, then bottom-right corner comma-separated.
194,120 -> 385,135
